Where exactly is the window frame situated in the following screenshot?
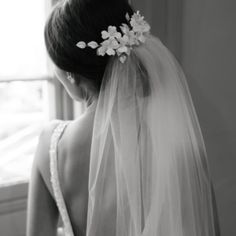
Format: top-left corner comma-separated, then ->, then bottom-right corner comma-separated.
0,1 -> 74,233
0,76 -> 74,236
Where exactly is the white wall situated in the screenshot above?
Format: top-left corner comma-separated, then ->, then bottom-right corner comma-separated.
181,1 -> 236,235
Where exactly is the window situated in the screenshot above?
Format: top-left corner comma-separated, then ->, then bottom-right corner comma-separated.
0,0 -> 51,188
0,1 -> 75,234
0,1 -> 48,80
0,81 -> 49,186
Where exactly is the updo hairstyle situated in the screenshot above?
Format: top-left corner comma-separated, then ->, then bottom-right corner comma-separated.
44,0 -> 134,91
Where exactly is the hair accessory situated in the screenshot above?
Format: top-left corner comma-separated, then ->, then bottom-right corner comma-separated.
76,11 -> 151,63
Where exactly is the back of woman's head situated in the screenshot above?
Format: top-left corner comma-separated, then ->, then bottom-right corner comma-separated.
44,0 -> 134,91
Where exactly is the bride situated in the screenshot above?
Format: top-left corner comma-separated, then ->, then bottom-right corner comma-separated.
26,0 -> 220,235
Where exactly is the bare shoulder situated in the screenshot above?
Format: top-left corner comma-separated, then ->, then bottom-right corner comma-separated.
32,111 -> 94,196
62,112 -> 94,151
27,120 -> 63,236
32,120 -> 61,196
59,112 -> 94,168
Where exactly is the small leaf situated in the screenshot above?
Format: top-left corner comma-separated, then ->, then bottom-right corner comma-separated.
125,13 -> 130,21
87,41 -> 99,49
76,41 -> 86,49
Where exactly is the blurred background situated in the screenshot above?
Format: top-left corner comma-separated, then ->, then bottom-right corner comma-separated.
0,0 -> 235,235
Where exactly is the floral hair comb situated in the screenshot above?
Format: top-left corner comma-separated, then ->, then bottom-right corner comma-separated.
76,11 -> 151,63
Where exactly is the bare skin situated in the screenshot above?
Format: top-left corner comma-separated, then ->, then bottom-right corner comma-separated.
27,106 -> 96,236
27,67 -> 97,236
27,65 -> 117,235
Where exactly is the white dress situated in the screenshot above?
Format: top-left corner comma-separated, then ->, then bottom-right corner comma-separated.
49,121 -> 74,236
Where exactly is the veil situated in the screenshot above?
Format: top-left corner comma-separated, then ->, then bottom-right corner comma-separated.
86,35 -> 217,236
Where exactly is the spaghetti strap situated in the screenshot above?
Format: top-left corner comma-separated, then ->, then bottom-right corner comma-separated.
49,121 -> 74,236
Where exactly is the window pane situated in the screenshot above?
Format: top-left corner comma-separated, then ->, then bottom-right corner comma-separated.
0,81 -> 49,186
0,1 -> 48,79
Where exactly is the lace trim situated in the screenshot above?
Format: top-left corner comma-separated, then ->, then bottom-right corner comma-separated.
49,121 -> 74,236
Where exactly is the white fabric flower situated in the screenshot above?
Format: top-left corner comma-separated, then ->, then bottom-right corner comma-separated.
97,38 -> 119,56
101,26 -> 122,40
120,24 -> 140,46
75,11 -> 151,63
130,11 -> 151,34
117,35 -> 130,56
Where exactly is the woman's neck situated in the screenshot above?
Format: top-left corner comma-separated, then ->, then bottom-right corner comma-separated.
84,96 -> 98,114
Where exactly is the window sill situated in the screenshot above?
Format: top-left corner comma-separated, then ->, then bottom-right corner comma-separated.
0,181 -> 28,236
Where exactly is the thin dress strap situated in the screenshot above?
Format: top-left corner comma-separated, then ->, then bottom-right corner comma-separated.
49,121 -> 74,236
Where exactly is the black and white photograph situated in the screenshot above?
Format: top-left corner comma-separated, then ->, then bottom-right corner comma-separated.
0,0 -> 235,235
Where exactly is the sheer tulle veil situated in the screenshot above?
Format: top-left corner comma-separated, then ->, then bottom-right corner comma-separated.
86,35 -> 217,236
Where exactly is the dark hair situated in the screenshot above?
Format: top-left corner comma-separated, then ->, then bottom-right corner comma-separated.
44,0 -> 134,91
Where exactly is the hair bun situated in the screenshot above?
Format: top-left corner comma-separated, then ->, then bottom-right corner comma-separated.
44,0 -> 134,90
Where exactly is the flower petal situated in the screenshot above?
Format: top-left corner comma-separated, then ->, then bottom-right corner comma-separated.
119,55 -> 127,63
111,39 -> 119,49
108,26 -> 117,34
76,41 -> 86,49
114,32 -> 122,39
102,30 -> 109,39
117,46 -> 128,54
97,46 -> 106,56
106,48 -> 116,56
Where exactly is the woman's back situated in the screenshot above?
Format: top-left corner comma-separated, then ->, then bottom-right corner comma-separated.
54,107 -> 116,235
